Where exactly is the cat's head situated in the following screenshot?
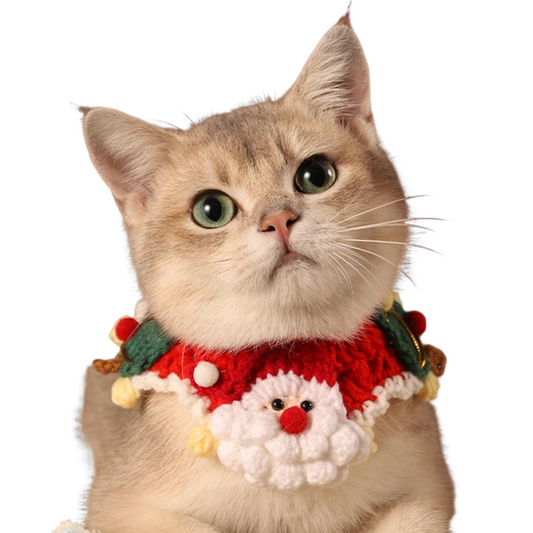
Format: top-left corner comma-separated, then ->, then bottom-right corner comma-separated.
81,15 -> 408,349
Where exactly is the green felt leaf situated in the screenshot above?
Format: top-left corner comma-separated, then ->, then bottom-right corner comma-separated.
119,319 -> 174,378
373,302 -> 430,380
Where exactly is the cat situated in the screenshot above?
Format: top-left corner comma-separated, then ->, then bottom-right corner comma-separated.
80,13 -> 454,533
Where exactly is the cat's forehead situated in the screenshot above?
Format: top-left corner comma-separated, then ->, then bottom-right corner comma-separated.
175,102 -> 350,188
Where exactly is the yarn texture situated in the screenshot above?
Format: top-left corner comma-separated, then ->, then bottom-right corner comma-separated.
119,319 -> 173,377
93,296 -> 443,490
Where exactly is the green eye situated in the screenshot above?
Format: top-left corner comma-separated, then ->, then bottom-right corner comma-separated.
295,156 -> 336,194
192,191 -> 236,228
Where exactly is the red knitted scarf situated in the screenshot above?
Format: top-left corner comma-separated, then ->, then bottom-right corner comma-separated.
148,320 -> 405,414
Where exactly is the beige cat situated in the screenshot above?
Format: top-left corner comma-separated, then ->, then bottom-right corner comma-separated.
80,13 -> 454,533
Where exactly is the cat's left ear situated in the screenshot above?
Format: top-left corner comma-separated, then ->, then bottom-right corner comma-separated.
80,106 -> 175,222
282,14 -> 378,145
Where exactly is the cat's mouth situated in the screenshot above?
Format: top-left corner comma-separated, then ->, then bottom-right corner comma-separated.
280,251 -> 303,263
271,250 -> 315,276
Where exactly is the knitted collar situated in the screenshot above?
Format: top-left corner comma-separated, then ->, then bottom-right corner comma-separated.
93,295 -> 445,491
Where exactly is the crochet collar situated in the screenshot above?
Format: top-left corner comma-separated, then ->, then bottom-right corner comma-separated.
93,295 -> 444,491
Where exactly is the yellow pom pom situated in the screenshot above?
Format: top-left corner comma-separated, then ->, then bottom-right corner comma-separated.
392,291 -> 402,305
382,291 -> 403,313
111,377 -> 140,409
417,372 -> 440,402
188,426 -> 218,457
382,292 -> 395,313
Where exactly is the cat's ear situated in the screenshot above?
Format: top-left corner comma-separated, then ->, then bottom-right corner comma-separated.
81,107 -> 173,221
282,14 -> 378,145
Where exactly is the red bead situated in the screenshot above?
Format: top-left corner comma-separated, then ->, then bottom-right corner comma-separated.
404,311 -> 426,337
115,317 -> 139,342
280,406 -> 308,434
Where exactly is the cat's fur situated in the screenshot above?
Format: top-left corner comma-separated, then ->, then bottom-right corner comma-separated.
81,14 -> 454,533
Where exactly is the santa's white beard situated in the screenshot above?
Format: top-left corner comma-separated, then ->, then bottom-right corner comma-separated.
209,372 -> 371,491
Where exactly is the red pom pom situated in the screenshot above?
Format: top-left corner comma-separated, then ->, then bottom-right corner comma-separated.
280,406 -> 308,434
115,317 -> 139,342
404,311 -> 426,337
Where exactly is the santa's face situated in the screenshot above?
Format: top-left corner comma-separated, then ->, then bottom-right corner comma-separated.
209,371 -> 371,491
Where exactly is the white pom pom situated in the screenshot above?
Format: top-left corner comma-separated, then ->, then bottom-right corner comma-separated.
329,424 -> 360,465
210,404 -> 236,438
264,432 -> 300,461
304,460 -> 337,486
193,361 -> 220,388
241,445 -> 271,478
299,433 -> 328,461
217,440 -> 243,471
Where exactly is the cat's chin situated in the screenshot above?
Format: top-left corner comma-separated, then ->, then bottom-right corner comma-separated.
159,309 -> 374,351
148,278 -> 389,351
145,249 -> 396,351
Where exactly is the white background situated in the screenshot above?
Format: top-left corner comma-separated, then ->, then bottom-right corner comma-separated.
2,1 -> 532,531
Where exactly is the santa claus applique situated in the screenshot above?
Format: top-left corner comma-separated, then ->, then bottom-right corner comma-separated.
92,296 -> 445,491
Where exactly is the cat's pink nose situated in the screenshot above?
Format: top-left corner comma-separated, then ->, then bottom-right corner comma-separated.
260,210 -> 298,247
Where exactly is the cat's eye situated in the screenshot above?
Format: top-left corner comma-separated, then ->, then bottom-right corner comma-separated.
192,191 -> 236,228
294,156 -> 336,194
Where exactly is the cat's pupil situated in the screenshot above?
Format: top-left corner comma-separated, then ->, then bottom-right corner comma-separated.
295,157 -> 336,194
203,197 -> 222,221
303,162 -> 326,188
191,190 -> 236,228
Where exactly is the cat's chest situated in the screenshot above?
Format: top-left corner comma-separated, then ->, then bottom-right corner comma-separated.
151,398 -> 435,533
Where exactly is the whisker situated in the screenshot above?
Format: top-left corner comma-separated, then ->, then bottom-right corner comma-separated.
328,252 -> 352,291
404,224 -> 436,233
328,259 -> 346,288
332,241 -> 416,286
333,241 -> 398,267
333,195 -> 426,226
339,238 -> 441,255
335,217 -> 443,233
330,242 -> 375,267
333,248 -> 382,287
328,197 -> 360,223
338,222 -> 435,234
331,251 -> 373,289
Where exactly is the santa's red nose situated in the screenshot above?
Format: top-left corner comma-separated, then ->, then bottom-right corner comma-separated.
280,406 -> 308,434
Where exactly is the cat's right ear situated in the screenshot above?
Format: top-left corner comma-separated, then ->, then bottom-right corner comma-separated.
80,107 -> 173,221
282,14 -> 378,146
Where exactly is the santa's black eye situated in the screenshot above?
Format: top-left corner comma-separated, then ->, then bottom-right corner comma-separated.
294,156 -> 336,194
300,400 -> 314,412
271,399 -> 285,411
